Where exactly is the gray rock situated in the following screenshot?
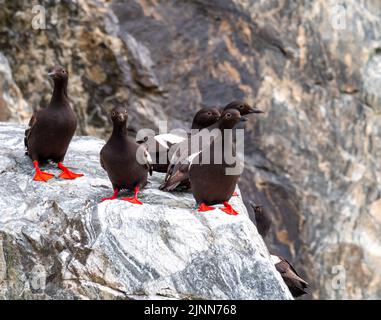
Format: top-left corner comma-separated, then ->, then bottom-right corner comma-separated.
0,122 -> 292,300
0,53 -> 30,122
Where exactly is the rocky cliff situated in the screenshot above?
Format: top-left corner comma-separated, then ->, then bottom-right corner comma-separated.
0,0 -> 380,299
0,122 -> 292,300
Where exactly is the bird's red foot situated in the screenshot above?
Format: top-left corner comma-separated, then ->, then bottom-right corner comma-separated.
32,161 -> 54,182
121,187 -> 143,205
102,188 -> 119,202
58,162 -> 84,180
33,170 -> 55,182
198,203 -> 215,212
232,191 -> 239,196
220,202 -> 239,215
121,197 -> 143,205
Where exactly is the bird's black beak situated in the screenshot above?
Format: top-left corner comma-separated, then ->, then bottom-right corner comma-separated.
48,71 -> 56,79
248,106 -> 264,114
240,117 -> 248,122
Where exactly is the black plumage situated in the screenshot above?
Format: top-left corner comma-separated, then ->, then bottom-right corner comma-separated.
189,109 -> 247,215
250,202 -> 272,238
160,102 -> 263,192
272,255 -> 309,298
158,107 -> 221,190
100,106 -> 152,204
25,66 -> 83,181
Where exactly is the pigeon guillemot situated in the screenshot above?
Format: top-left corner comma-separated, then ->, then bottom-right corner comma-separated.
188,109 -> 247,215
142,107 -> 221,177
271,255 -> 309,298
100,106 -> 152,204
24,66 -> 83,181
161,102 -> 263,192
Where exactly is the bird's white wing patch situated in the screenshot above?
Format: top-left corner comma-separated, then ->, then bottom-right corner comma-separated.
270,255 -> 282,265
187,151 -> 202,169
145,149 -> 153,164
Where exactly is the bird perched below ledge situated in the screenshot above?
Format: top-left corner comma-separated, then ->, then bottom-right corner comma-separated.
24,66 -> 83,182
100,106 -> 152,204
250,201 -> 309,298
250,201 -> 272,238
271,255 -> 309,298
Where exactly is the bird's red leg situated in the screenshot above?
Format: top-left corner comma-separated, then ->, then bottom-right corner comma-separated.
220,202 -> 239,215
197,203 -> 215,212
102,188 -> 119,202
32,160 -> 54,182
121,187 -> 143,205
58,162 -> 84,180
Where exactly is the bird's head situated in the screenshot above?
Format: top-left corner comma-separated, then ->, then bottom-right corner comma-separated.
48,66 -> 69,82
191,107 -> 221,130
220,108 -> 247,129
223,100 -> 263,116
111,106 -> 128,124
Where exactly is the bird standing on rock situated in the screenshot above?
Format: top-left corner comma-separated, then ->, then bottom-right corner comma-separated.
189,109 -> 247,215
159,107 -> 221,190
24,66 -> 84,182
160,102 -> 263,192
100,106 -> 152,204
140,106 -> 221,175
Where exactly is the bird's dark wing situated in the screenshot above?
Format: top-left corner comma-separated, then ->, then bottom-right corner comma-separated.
24,112 -> 38,153
276,260 -> 308,286
284,259 -> 308,285
161,128 -> 219,190
159,163 -> 189,191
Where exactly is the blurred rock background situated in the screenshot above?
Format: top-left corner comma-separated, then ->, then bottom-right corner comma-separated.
0,0 -> 380,299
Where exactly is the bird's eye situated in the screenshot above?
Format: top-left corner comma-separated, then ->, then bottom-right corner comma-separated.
112,111 -> 116,117
207,112 -> 212,116
239,105 -> 243,109
226,113 -> 231,118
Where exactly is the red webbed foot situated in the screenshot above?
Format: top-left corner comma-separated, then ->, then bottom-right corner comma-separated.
58,162 -> 84,180
197,203 -> 216,212
121,197 -> 143,205
33,161 -> 54,182
220,202 -> 239,216
121,187 -> 143,205
102,188 -> 119,202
